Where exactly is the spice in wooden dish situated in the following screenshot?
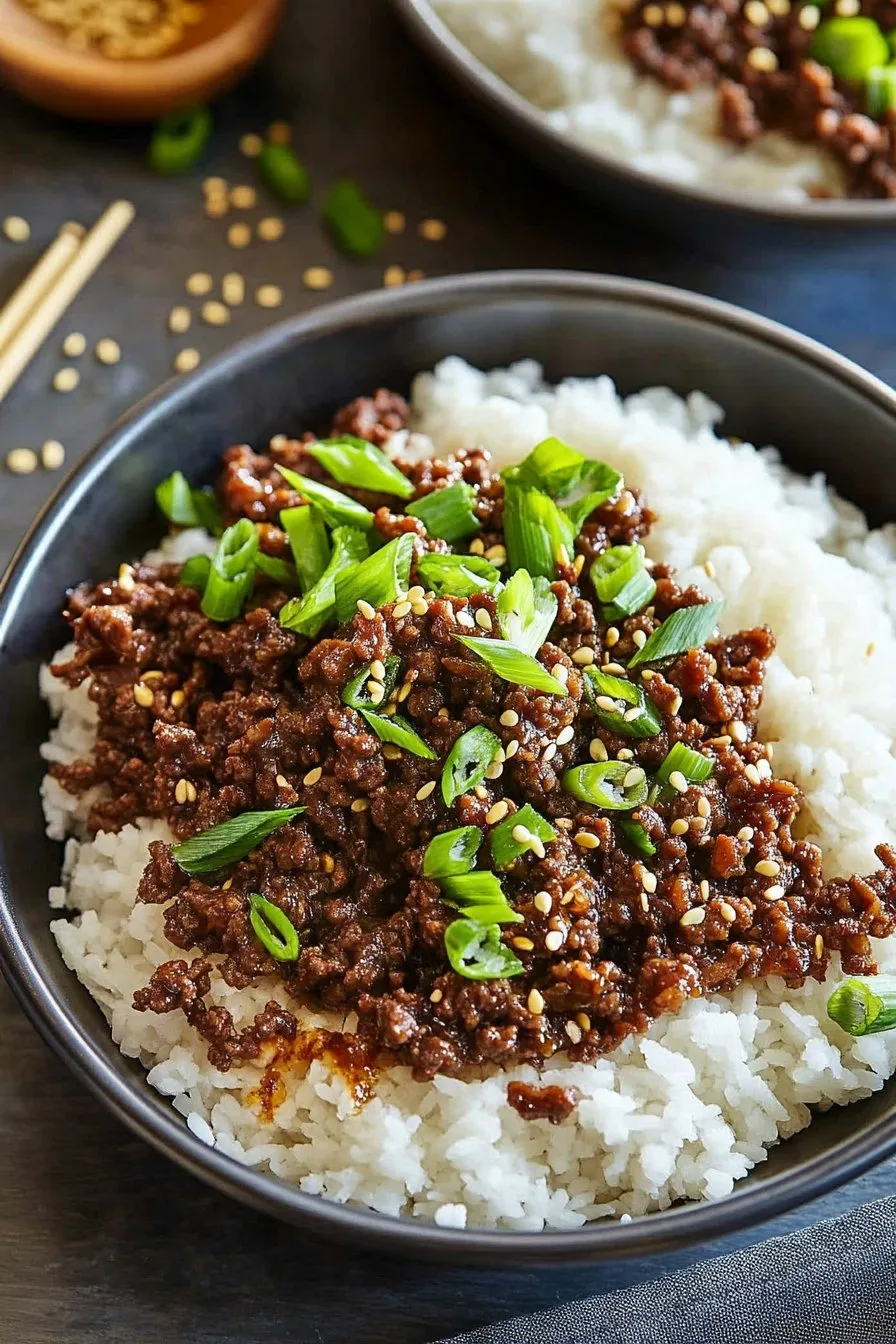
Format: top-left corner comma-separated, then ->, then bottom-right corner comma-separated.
17,0 -> 206,59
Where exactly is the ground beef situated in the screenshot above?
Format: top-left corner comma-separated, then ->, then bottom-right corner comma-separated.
50,389 -> 896,1123
506,1081 -> 582,1123
621,1 -> 896,198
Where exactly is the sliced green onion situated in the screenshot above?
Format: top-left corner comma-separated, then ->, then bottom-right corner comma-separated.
415,552 -> 500,597
309,436 -> 414,500
406,483 -> 481,544
278,526 -> 369,637
888,28 -> 896,58
360,710 -> 436,759
277,464 -> 374,530
441,724 -> 501,806
617,816 -> 657,858
334,533 -> 414,623
627,601 -> 724,670
583,667 -> 662,739
322,180 -> 385,256
439,872 -> 521,924
455,636 -> 567,696
343,656 -> 401,710
254,551 -> 299,589
172,808 -> 304,875
866,63 -> 896,117
592,544 -> 656,619
281,505 -> 331,593
656,741 -> 713,794
258,142 -> 311,203
827,976 -> 896,1036
444,918 -> 524,980
503,480 -> 575,578
489,804 -> 556,869
516,437 -> 589,496
497,569 -> 557,656
248,892 -> 300,962
563,463 -> 624,535
422,827 -> 483,878
562,761 -> 649,811
148,106 -> 212,175
180,554 -> 211,592
810,17 -> 889,82
156,471 -> 222,534
201,519 -> 259,622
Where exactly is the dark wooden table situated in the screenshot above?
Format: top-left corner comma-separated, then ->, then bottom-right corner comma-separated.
2,3 -> 896,1340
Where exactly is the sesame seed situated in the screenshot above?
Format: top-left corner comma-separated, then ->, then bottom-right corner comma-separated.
430,988 -> 443,1004
468,538 -> 485,556
383,744 -> 402,761
322,855 -> 335,873
643,2 -> 664,21
641,669 -> 655,682
617,748 -> 634,761
692,817 -> 707,834
303,266 -> 334,290
392,600 -> 413,621
62,331 -> 86,358
53,367 -> 79,393
527,988 -> 545,1014
623,706 -> 642,723
474,785 -> 489,801
203,177 -> 227,195
552,664 -> 570,686
416,781 -> 436,801
595,695 -> 618,713
744,763 -> 762,786
367,681 -> 385,705
573,553 -> 586,578
170,690 -> 185,709
565,1020 -> 583,1044
757,758 -> 773,780
3,215 -> 30,243
534,890 -> 552,914
641,869 -> 658,894
665,1 -> 687,21
258,217 -> 286,243
755,859 -> 780,877
484,761 -> 504,780
720,901 -> 738,923
703,559 -> 717,579
174,349 -> 201,374
95,338 -> 121,365
499,709 -> 520,728
384,210 -> 406,234
815,934 -> 824,958
576,1012 -> 591,1032
186,272 -> 213,297
456,609 -> 475,629
351,798 -> 369,813
605,627 -> 620,648
764,884 -> 786,900
766,0 -> 790,10
303,767 -> 322,786
227,222 -> 252,249
744,0 -> 769,23
697,796 -> 711,819
542,743 -> 557,763
175,778 -> 188,804
485,545 -> 507,564
623,767 -> 646,789
545,930 -> 564,952
746,45 -> 778,71
222,273 -> 245,307
239,132 -> 264,158
202,300 -> 230,327
574,831 -> 600,850
512,824 -> 532,845
230,184 -> 257,210
419,217 -> 447,241
729,720 -> 748,744
798,3 -> 819,26
117,564 -> 135,593
408,586 -> 425,601
669,770 -> 688,794
383,264 -> 406,288
205,196 -> 229,219
475,608 -> 493,631
505,739 -> 520,759
670,818 -> 689,836
632,629 -> 647,649
738,826 -> 755,842
555,544 -> 570,568
256,284 -> 283,310
370,659 -> 386,682
556,726 -> 575,746
411,600 -> 429,616
589,738 -> 608,762
699,879 -> 710,901
133,682 -> 154,708
512,936 -> 535,951
572,647 -> 595,666
6,447 -> 37,475
142,670 -> 163,682
669,693 -> 683,716
356,599 -> 376,619
680,907 -> 706,927
168,306 -> 191,334
485,801 -> 509,825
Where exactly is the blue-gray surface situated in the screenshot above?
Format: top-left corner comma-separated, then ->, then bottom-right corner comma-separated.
1,2 -> 895,1341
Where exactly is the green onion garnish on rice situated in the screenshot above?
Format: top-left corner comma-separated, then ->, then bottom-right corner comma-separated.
248,893 -> 301,962
444,918 -> 524,981
827,976 -> 896,1036
583,667 -> 662,740
406,482 -> 481,544
276,463 -> 374,530
254,550 -> 299,589
422,827 -> 483,879
562,761 -> 649,811
441,725 -> 502,806
415,552 -> 500,596
455,635 -> 568,696
656,742 -> 714,795
172,808 -> 304,875
309,436 -> 414,499
279,526 -> 369,637
180,554 -> 212,592
627,601 -> 725,670
592,543 -> 656,620
489,804 -> 556,869
359,710 -> 436,759
156,470 -> 222,534
281,504 -> 331,593
201,518 -> 259,622
334,533 -> 415,622
496,569 -> 558,655
502,478 -> 575,578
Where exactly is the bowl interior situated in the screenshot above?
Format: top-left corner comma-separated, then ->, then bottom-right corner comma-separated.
0,0 -> 260,56
2,273 -> 896,1261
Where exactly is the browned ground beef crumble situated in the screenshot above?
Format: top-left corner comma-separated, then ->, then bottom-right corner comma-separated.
621,0 -> 896,198
51,388 -> 896,1115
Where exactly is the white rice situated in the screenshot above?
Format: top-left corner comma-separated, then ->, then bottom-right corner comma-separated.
42,359 -> 896,1230
432,0 -> 845,200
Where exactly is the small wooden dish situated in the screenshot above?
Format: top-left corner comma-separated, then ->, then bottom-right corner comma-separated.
0,0 -> 285,122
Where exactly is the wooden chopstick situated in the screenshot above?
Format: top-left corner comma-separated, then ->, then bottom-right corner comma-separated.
0,200 -> 135,407
0,223 -> 85,357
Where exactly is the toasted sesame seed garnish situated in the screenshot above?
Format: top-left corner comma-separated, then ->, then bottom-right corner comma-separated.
746,44 -> 778,70
617,748 -> 634,761
484,761 -> 504,780
239,132 -> 264,158
175,778 -> 188,805
203,177 -> 227,195
719,901 -> 738,923
62,331 -> 86,358
552,664 -> 570,686
170,689 -> 185,709
668,770 -> 688,794
321,854 -> 335,873
270,433 -> 289,450
168,305 -> 191,334
392,600 -> 413,621
574,831 -> 600,850
473,784 -> 488,802
499,709 -> 519,728
484,544 -> 507,564
544,930 -> 564,952
3,215 -> 30,243
275,773 -> 290,790
814,934 -> 824,958
767,0 -> 791,10
407,586 -> 425,601
605,627 -> 620,648
641,869 -> 658,894
527,987 -> 545,1014
565,1020 -> 583,1044
757,758 -> 773,780
6,447 -> 37,474
641,669 -> 655,682
738,826 -> 754,842
356,599 -> 376,619
117,563 -> 135,593
680,907 -> 705,927
416,780 -> 436,801
643,2 -> 664,21
201,300 -> 230,327
303,265 -> 334,290
744,0 -> 769,23
602,662 -> 626,676
230,184 -> 257,210
512,824 -> 532,845
370,658 -> 386,682
665,0 -> 687,21
764,884 -> 786,900
222,272 -> 245,306
692,817 -> 707,834
670,818 -> 689,836
534,890 -> 552,915
383,264 -> 406,288
542,743 -> 557,764
571,647 -> 595,666
133,682 -> 154,708
257,216 -> 286,244
699,879 -> 710,901
367,681 -> 385,705
623,706 -> 642,724
755,859 -> 780,877
227,222 -> 252,249
669,692 -> 683,716
502,740 -> 521,764
468,538 -> 485,556
186,271 -> 213,297
632,629 -> 647,649
485,800 -> 509,825
53,367 -> 79,393
703,559 -> 717,579
303,766 -> 322,786
595,694 -> 617,713
142,670 -> 163,682
383,210 -> 406,235
411,599 -> 429,616
430,988 -> 443,1004
728,719 -> 748,744
474,607 -> 493,631
556,725 -> 575,746
419,217 -> 447,241
205,196 -> 229,219
174,348 -> 201,374
350,798 -> 369,813
512,936 -> 535,952
94,337 -> 121,365
572,553 -> 586,578
589,737 -> 608,763
623,766 -> 646,789
555,543 -> 570,568
798,3 -> 820,25
382,744 -> 402,761
256,284 -> 283,310
697,796 -> 711,819
456,609 -> 475,629
744,763 -> 762,786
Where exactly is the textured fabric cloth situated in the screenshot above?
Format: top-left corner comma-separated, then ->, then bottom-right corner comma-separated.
438,1197 -> 896,1344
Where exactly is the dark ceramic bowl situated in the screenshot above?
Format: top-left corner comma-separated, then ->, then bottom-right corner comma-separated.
2,271 -> 896,1264
390,0 -> 896,241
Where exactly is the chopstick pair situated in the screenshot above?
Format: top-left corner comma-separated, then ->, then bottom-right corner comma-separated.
0,200 -> 135,407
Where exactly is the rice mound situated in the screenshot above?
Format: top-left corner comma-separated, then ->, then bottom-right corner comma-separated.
432,0 -> 844,201
42,359 -> 896,1230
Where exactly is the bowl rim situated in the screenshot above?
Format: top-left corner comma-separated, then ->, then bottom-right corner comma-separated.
3,268 -> 896,1260
389,0 -> 896,227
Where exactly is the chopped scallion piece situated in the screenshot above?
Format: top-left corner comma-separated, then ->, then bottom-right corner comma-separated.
406,482 -> 481,544
248,892 -> 300,962
309,435 -> 414,500
866,63 -> 896,118
562,463 -> 624,536
281,505 -> 331,593
583,667 -> 662,739
422,827 -> 483,878
503,479 -> 574,578
810,17 -> 889,83
827,976 -> 896,1036
441,724 -> 501,806
156,471 -> 222,534
455,636 -> 567,696
278,526 -> 369,637
444,918 -> 524,980
439,872 -> 522,924
277,463 -> 374,530
148,106 -> 213,175
627,601 -> 725,670
180,554 -> 211,592
489,804 -> 556,869
343,656 -> 401,710
496,569 -> 558,656
323,180 -> 385,256
562,761 -> 649,811
254,550 -> 299,589
360,710 -> 436,759
415,552 -> 500,597
656,741 -> 713,794
334,533 -> 414,622
172,808 -> 304,875
516,436 -> 589,496
258,142 -> 311,204
592,544 -> 656,620
617,816 -> 657,858
201,519 -> 259,622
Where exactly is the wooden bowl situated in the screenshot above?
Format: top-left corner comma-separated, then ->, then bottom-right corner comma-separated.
0,0 -> 286,122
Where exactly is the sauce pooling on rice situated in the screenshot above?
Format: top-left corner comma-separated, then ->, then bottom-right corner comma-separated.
49,389 -> 896,1112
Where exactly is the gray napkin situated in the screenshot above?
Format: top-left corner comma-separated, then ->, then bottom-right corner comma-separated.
439,1196 -> 896,1344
